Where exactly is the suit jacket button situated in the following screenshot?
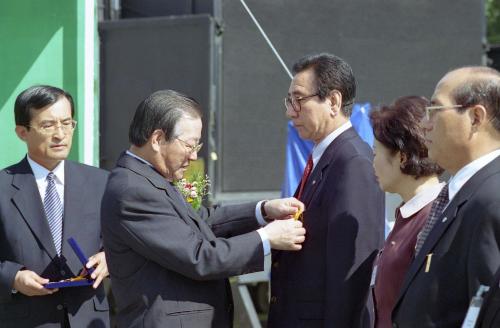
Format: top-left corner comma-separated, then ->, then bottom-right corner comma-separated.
392,323 -> 398,328
272,262 -> 279,268
56,304 -> 64,311
270,296 -> 277,303
60,270 -> 66,276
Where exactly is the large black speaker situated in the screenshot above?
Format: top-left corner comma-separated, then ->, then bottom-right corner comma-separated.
120,0 -> 221,18
99,15 -> 221,179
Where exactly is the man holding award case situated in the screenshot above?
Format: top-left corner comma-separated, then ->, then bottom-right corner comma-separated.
0,86 -> 110,328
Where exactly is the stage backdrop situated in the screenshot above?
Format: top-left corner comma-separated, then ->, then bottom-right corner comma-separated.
219,0 -> 484,198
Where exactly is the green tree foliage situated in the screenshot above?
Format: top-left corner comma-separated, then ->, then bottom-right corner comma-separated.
487,0 -> 500,44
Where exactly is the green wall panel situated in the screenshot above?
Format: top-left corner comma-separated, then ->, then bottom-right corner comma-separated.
0,0 -> 84,168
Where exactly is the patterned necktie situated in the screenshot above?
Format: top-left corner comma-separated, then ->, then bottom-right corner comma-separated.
297,155 -> 314,201
414,183 -> 449,256
44,172 -> 63,255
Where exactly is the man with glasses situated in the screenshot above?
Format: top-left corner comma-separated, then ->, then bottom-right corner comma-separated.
101,89 -> 307,328
392,66 -> 500,327
267,53 -> 384,327
0,85 -> 110,327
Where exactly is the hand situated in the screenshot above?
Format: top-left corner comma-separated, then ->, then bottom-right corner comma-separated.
86,252 -> 109,289
263,218 -> 306,251
13,270 -> 58,296
264,197 -> 304,220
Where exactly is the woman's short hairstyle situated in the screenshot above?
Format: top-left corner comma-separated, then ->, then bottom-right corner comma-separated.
370,96 -> 443,178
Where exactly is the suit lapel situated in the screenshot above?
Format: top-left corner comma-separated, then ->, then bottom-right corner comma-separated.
394,156 -> 500,311
10,158 -> 58,258
118,152 -> 205,233
62,161 -> 87,256
165,181 -> 206,232
301,128 -> 358,206
301,163 -> 324,206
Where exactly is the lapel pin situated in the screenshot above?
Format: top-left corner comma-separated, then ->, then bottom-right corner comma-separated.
425,253 -> 433,273
442,217 -> 448,223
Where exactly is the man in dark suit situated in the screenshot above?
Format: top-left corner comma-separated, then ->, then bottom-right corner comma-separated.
101,89 -> 307,328
392,67 -> 500,327
267,53 -> 385,327
0,85 -> 110,327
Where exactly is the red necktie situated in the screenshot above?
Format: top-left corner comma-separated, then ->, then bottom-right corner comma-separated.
297,155 -> 313,201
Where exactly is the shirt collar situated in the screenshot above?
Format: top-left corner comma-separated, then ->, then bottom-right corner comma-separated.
27,155 -> 65,185
448,149 -> 500,202
399,182 -> 445,218
126,150 -> 154,167
311,121 -> 352,168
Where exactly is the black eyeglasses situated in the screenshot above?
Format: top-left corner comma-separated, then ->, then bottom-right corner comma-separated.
284,93 -> 319,112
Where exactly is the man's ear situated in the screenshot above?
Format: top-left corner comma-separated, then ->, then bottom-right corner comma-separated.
469,104 -> 488,128
150,129 -> 165,151
15,125 -> 28,142
329,90 -> 342,115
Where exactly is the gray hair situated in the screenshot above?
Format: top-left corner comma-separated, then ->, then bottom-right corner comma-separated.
128,90 -> 202,146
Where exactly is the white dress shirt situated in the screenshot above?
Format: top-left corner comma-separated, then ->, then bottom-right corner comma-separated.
311,121 -> 352,169
27,156 -> 65,206
448,149 -> 500,203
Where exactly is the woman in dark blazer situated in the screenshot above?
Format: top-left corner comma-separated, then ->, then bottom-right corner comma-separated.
369,96 -> 444,328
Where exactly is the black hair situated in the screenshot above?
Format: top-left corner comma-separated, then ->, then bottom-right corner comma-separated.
14,85 -> 74,127
292,53 -> 356,116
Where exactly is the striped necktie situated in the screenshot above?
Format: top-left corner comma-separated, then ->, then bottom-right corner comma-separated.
44,172 -> 63,255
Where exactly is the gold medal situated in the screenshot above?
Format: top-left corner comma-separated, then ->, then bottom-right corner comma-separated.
294,209 -> 304,221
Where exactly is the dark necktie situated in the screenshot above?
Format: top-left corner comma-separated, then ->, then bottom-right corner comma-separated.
297,155 -> 314,201
44,172 -> 63,255
414,183 -> 449,256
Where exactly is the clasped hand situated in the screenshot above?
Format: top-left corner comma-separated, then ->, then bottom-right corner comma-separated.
261,197 -> 306,251
264,219 -> 306,251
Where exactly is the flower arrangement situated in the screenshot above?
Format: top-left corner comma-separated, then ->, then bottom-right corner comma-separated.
176,171 -> 211,210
